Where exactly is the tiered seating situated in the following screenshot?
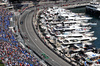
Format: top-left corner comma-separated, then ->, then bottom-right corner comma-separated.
0,6 -> 42,66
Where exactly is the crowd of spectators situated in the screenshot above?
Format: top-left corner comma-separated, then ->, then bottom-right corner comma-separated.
0,5 -> 42,66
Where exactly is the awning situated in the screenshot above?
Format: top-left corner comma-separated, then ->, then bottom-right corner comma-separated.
85,52 -> 100,58
98,59 -> 100,62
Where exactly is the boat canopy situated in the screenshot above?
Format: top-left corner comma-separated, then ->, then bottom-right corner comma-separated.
85,52 -> 100,58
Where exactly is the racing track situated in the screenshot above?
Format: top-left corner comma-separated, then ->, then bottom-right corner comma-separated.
19,6 -> 71,66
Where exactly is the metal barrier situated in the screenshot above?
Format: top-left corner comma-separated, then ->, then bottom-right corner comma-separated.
17,1 -> 94,66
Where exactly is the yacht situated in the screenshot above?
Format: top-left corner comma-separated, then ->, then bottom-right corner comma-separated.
56,32 -> 94,37
86,1 -> 100,17
84,52 -> 100,65
58,13 -> 92,21
60,36 -> 97,45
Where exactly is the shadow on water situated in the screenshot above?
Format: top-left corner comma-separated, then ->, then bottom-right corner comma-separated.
69,7 -> 86,13
69,7 -> 100,48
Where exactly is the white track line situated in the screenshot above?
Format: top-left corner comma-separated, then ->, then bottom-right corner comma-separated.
25,11 -> 61,66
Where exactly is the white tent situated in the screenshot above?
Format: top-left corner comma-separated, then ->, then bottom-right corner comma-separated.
85,52 -> 100,58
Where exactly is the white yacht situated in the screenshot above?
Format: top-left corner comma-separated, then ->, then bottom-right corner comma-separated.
61,36 -> 97,45
56,32 -> 93,37
58,13 -> 92,21
62,38 -> 81,45
58,36 -> 97,45
57,32 -> 97,45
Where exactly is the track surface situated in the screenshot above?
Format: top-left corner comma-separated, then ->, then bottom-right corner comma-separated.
19,7 -> 71,66
18,1 -> 100,65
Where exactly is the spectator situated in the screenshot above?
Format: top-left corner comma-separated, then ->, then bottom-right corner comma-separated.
0,5 -> 42,66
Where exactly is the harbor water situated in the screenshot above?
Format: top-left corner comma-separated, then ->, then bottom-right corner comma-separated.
69,7 -> 100,48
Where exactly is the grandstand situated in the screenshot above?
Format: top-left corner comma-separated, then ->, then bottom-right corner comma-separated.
0,3 -> 43,66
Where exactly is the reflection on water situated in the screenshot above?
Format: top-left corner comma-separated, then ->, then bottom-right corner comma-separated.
69,7 -> 100,48
90,18 -> 100,48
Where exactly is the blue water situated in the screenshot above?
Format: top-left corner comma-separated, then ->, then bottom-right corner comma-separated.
69,7 -> 100,48
90,18 -> 100,48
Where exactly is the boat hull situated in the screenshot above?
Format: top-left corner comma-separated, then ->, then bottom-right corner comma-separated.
86,6 -> 100,18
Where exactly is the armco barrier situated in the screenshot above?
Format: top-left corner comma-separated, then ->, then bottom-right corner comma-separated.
31,9 -> 79,66
30,10 -> 52,66
18,1 -> 92,65
18,7 -> 48,66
